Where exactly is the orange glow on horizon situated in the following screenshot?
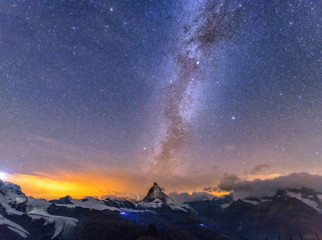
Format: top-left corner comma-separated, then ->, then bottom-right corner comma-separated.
3,171 -> 284,200
209,191 -> 230,197
6,172 -> 132,200
4,172 -> 231,200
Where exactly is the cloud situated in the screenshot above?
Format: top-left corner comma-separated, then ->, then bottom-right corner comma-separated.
168,191 -> 215,203
218,172 -> 322,199
249,164 -> 271,175
203,186 -> 215,192
217,174 -> 241,190
100,194 -> 140,202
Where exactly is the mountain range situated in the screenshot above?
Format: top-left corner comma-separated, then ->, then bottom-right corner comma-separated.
0,179 -> 321,240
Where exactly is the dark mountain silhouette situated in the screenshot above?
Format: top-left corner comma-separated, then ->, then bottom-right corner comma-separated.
142,182 -> 169,203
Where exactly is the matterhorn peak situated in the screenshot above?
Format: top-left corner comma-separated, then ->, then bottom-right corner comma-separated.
153,182 -> 161,190
142,182 -> 169,203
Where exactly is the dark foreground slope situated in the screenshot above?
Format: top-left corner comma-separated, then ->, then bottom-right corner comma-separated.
189,189 -> 322,239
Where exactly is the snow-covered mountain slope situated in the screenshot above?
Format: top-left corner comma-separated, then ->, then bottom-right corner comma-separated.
137,196 -> 192,212
51,196 -> 120,211
285,188 -> 322,213
0,180 -> 78,240
0,180 -> 31,239
212,195 -> 234,209
137,182 -> 193,212
0,180 -> 321,240
237,187 -> 322,214
0,180 -> 27,215
0,213 -> 29,238
51,196 -> 153,214
27,197 -> 78,239
50,183 -> 193,213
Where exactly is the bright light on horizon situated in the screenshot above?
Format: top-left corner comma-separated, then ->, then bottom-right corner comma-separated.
0,172 -> 7,180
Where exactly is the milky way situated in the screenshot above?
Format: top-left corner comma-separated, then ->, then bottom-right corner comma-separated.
154,1 -> 243,173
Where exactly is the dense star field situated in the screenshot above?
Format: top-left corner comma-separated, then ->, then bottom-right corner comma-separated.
0,0 -> 321,199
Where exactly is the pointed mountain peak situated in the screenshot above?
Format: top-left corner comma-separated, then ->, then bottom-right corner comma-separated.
49,195 -> 73,204
142,182 -> 168,203
153,182 -> 161,189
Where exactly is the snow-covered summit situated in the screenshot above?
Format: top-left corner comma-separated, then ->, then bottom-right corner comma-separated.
142,182 -> 169,203
0,181 -> 78,239
139,183 -> 193,212
0,180 -> 28,214
0,181 -> 30,238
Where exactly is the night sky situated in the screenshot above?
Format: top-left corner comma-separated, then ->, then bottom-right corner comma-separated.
0,0 -> 321,199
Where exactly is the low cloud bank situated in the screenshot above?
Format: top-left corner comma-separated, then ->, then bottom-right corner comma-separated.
168,191 -> 215,203
218,172 -> 322,199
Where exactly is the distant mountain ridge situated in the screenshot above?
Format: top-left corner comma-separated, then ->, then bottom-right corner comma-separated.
0,180 -> 321,240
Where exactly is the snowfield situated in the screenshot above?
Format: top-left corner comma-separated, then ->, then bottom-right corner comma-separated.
27,197 -> 78,239
0,214 -> 30,238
